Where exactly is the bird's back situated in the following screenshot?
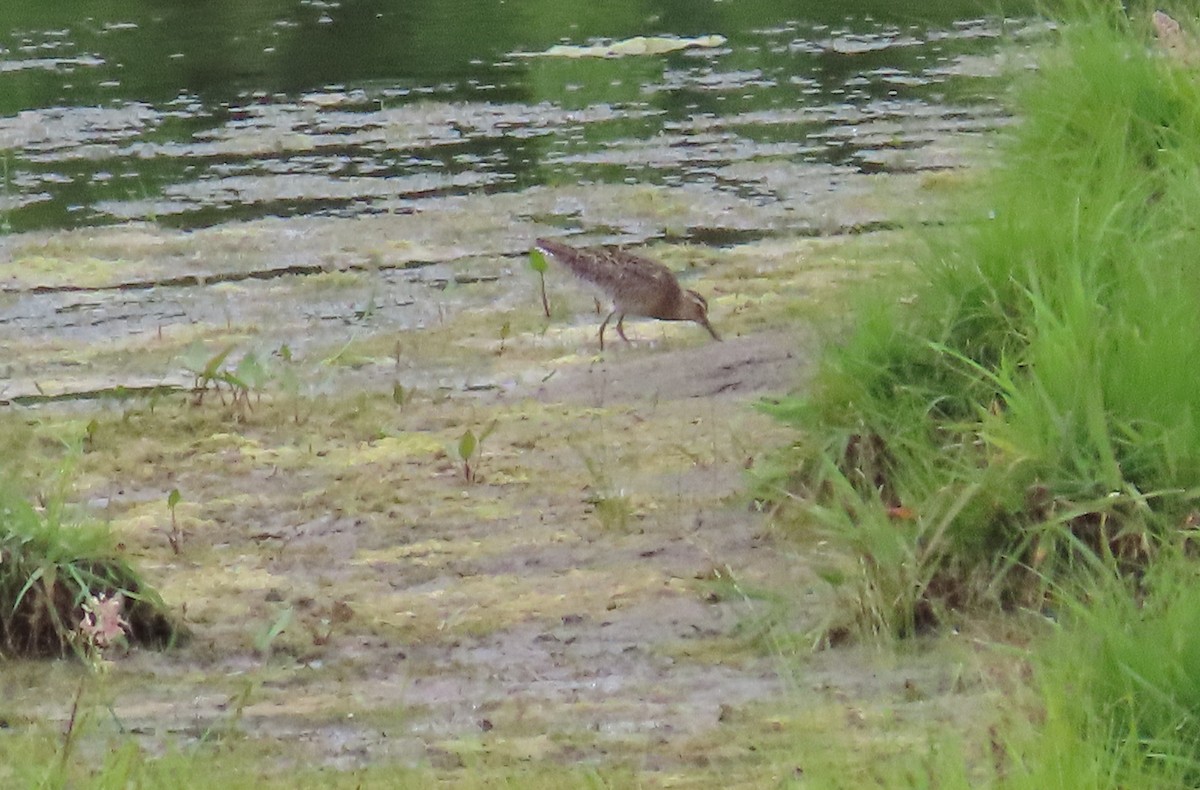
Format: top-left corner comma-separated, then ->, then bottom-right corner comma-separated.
535,238 -> 681,315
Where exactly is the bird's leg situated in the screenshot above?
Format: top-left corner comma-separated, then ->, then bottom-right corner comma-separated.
616,315 -> 631,344
599,310 -> 617,351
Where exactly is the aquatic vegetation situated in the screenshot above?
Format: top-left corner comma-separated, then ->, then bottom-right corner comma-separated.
178,342 -> 310,420
577,447 -> 635,532
457,420 -> 497,484
180,342 -> 236,405
528,248 -> 552,318
496,319 -> 512,356
179,342 -> 267,414
391,381 -> 416,408
165,488 -> 183,555
253,605 -> 293,660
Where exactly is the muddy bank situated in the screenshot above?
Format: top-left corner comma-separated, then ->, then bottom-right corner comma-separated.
0,43 -> 1009,777
0,209 -> 1012,785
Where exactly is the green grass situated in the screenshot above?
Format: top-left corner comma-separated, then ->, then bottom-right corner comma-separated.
1010,555 -> 1200,788
762,4 -> 1200,632
758,3 -> 1200,787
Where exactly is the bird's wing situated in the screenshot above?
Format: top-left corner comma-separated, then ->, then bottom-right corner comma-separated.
536,239 -> 682,308
573,247 -> 677,294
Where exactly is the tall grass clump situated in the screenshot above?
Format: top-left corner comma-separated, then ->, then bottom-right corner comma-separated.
761,6 -> 1200,636
0,474 -> 181,658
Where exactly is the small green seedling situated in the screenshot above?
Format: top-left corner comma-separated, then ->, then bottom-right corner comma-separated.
498,320 -> 512,355
354,288 -> 380,321
255,605 -> 293,658
179,342 -> 273,415
457,420 -> 498,483
180,343 -> 236,405
166,488 -> 183,554
458,430 -> 477,483
199,679 -> 256,744
589,491 -> 633,532
276,344 -> 306,423
310,599 -> 354,646
392,382 -> 416,408
579,451 -> 635,532
82,419 -> 99,453
529,249 -> 552,318
233,351 -> 268,408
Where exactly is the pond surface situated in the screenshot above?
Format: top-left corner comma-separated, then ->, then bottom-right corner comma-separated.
0,0 -> 1040,405
0,0 -> 1033,235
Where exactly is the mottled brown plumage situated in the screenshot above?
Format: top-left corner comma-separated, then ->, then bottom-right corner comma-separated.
535,238 -> 720,350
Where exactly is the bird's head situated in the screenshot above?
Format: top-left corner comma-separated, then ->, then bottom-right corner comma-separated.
683,290 -> 721,342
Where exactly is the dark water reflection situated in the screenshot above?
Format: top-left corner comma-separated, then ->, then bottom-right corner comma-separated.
0,0 -> 1034,233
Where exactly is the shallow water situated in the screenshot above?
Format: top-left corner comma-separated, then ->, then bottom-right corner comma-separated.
0,1 -> 1033,235
0,1 -> 1040,404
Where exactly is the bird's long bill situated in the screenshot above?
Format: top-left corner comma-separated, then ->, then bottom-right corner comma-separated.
701,316 -> 721,342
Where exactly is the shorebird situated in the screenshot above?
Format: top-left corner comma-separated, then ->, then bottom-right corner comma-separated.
534,238 -> 721,350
